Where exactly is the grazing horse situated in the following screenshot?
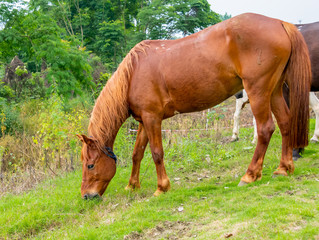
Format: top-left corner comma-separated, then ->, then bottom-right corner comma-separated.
231,21 -> 319,158
78,13 -> 311,199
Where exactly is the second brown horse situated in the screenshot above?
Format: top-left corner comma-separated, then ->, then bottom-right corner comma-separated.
78,13 -> 311,199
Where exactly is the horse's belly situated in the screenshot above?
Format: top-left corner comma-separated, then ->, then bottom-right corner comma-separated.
167,76 -> 242,113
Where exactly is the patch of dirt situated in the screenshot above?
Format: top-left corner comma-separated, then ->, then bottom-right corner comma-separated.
124,221 -> 193,240
0,169 -> 58,198
295,173 -> 319,181
284,220 -> 307,233
124,218 -> 251,240
124,231 -> 144,240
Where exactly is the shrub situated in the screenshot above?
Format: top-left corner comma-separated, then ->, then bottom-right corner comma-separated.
0,100 -> 22,137
0,82 -> 15,99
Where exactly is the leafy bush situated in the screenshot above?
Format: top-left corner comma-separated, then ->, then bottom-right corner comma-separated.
0,94 -> 90,178
0,81 -> 15,99
0,100 -> 22,137
30,94 -> 86,168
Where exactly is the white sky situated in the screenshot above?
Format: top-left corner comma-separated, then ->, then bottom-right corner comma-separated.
208,0 -> 318,24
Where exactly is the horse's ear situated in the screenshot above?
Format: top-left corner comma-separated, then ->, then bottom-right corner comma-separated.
77,134 -> 84,142
77,134 -> 97,149
77,134 -> 91,144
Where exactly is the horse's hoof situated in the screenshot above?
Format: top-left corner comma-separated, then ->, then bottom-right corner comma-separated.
125,184 -> 140,191
153,189 -> 164,197
310,138 -> 318,143
238,181 -> 248,186
272,173 -> 287,178
273,169 -> 288,176
230,137 -> 239,142
292,156 -> 300,161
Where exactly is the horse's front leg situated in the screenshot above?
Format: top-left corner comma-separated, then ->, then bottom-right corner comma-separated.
142,113 -> 170,196
125,123 -> 149,191
252,117 -> 258,144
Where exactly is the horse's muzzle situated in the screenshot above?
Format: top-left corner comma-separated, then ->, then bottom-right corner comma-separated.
82,193 -> 101,200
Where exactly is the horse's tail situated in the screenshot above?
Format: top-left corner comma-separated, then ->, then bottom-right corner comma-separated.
281,22 -> 312,148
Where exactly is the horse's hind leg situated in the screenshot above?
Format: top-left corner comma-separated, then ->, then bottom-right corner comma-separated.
231,91 -> 248,141
270,85 -> 294,176
240,94 -> 275,185
125,123 -> 149,190
309,92 -> 319,142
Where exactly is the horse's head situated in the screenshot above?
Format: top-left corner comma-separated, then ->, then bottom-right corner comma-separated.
77,134 -> 116,199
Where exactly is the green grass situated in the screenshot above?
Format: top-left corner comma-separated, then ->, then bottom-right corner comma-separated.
0,120 -> 318,239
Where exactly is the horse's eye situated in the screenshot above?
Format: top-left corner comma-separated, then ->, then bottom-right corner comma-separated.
88,164 -> 94,170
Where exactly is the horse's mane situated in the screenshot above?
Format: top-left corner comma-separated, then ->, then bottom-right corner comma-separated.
88,41 -> 149,150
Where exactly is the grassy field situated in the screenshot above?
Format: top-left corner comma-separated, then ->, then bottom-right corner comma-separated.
0,118 -> 318,240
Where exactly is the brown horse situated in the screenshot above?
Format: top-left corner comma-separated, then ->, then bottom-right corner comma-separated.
78,13 -> 311,199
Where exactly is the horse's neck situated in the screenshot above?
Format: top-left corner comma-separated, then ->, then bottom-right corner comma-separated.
88,85 -> 129,150
89,107 -> 129,149
103,118 -> 127,148
88,43 -> 141,149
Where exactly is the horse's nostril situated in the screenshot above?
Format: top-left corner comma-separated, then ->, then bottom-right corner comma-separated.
83,193 -> 101,200
92,193 -> 100,199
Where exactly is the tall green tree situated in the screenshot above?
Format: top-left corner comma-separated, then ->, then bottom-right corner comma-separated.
0,3 -> 93,98
95,20 -> 125,69
219,12 -> 232,21
137,0 -> 220,39
0,0 -> 29,63
174,0 -> 219,36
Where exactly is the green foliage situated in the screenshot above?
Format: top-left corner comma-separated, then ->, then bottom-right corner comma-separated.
207,104 -> 228,123
0,94 -> 89,178
0,82 -> 15,99
219,12 -> 232,21
43,39 -> 93,97
174,0 -> 221,36
0,1 -> 28,62
21,11 -> 94,97
91,71 -> 111,99
137,0 -> 221,39
22,72 -> 46,99
32,94 -> 85,163
114,117 -> 137,166
95,20 -> 125,68
0,8 -> 93,99
14,65 -> 28,76
0,100 -> 22,137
